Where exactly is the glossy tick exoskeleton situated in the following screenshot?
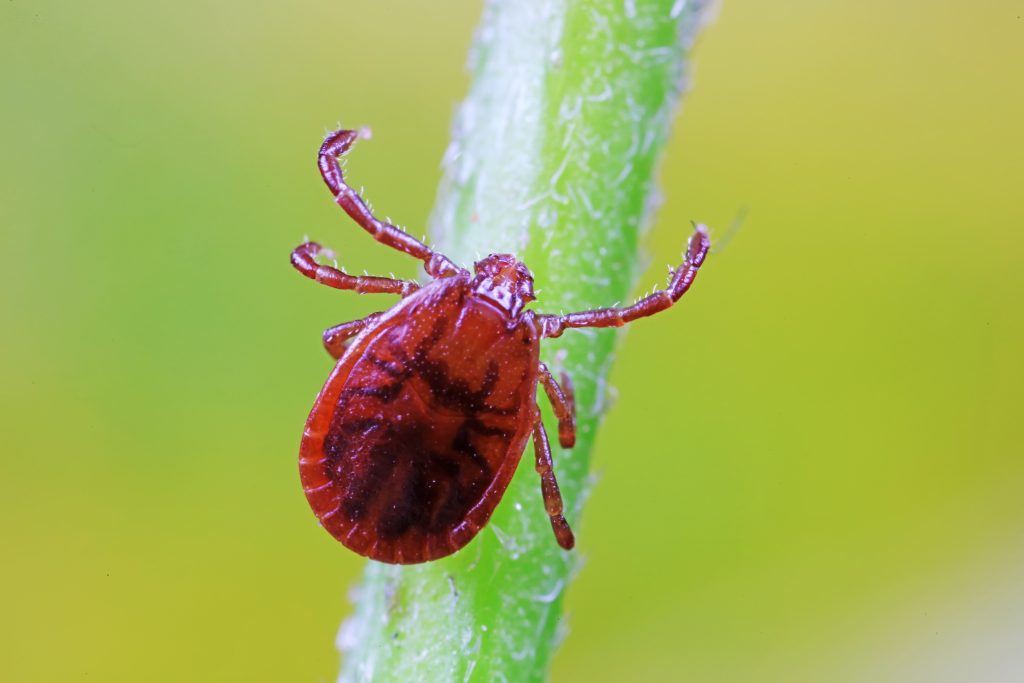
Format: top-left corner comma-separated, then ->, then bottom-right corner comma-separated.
292,128 -> 710,564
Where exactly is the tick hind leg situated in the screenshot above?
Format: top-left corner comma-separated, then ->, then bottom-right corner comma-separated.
533,418 -> 575,550
318,129 -> 463,279
291,242 -> 419,296
538,363 -> 576,449
322,312 -> 382,359
538,224 -> 711,338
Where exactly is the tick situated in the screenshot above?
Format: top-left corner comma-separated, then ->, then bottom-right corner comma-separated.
292,128 -> 710,564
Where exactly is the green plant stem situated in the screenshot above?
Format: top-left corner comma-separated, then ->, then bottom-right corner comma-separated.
338,1 -> 710,680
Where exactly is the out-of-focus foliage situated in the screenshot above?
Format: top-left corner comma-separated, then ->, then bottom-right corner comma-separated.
1,1 -> 1021,681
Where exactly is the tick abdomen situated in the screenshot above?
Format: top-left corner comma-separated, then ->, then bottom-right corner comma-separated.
300,277 -> 539,563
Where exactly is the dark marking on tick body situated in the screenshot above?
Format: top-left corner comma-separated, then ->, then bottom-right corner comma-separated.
293,128 -> 712,564
367,353 -> 406,379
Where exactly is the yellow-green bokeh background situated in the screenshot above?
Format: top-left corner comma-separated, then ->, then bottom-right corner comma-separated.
3,1 -> 1022,681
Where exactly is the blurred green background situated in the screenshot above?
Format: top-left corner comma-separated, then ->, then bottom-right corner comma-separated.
2,0 -> 1022,681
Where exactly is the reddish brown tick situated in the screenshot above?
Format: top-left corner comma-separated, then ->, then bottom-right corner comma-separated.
292,128 -> 710,564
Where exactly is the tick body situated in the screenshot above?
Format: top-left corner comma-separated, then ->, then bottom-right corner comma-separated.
293,128 -> 710,564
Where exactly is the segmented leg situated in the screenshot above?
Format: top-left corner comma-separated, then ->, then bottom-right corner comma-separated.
291,242 -> 419,296
538,224 -> 711,338
533,418 -> 575,550
560,371 -> 576,420
322,313 -> 382,360
538,363 -> 576,449
318,129 -> 463,279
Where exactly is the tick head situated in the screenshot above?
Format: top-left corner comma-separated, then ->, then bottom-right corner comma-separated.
472,254 -> 535,316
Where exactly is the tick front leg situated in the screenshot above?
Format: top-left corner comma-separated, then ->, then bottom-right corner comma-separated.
538,363 -> 576,449
533,418 -> 575,550
538,224 -> 711,338
322,313 -> 382,359
291,242 -> 419,296
318,129 -> 463,279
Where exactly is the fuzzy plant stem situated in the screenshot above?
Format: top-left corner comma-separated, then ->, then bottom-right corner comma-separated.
337,1 -> 711,680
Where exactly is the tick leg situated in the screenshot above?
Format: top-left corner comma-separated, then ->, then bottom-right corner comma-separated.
538,224 -> 711,338
538,363 -> 576,449
318,129 -> 464,279
323,313 -> 382,360
291,242 -> 420,296
533,418 -> 575,550
561,371 -> 576,420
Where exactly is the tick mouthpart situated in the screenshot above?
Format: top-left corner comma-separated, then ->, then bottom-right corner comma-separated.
472,254 -> 536,317
473,254 -> 535,298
